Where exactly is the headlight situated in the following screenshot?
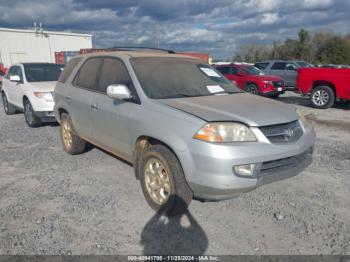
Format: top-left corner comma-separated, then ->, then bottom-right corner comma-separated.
193,122 -> 257,143
296,109 -> 308,128
34,92 -> 54,102
262,80 -> 273,89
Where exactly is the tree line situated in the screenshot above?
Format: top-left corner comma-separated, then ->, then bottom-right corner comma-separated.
233,29 -> 350,65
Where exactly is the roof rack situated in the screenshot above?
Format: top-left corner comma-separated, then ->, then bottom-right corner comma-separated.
107,46 -> 175,54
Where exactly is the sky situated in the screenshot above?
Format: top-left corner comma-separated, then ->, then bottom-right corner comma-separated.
0,0 -> 349,59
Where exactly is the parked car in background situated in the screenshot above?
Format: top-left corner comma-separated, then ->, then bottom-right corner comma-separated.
215,63 -> 285,97
1,63 -> 64,127
319,64 -> 350,69
254,60 -> 312,89
297,67 -> 350,109
0,71 -> 4,91
54,50 -> 315,215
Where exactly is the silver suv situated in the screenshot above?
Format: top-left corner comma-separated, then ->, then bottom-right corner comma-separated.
54,50 -> 315,215
254,60 -> 312,89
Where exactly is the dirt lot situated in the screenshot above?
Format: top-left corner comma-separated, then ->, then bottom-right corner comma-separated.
0,92 -> 349,255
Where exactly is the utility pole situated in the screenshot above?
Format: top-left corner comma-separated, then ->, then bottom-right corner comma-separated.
156,24 -> 160,48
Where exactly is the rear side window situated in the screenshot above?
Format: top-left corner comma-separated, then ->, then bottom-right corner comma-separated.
97,58 -> 133,93
74,58 -> 102,90
254,62 -> 269,70
231,67 -> 239,74
271,62 -> 286,70
58,58 -> 81,83
216,66 -> 230,74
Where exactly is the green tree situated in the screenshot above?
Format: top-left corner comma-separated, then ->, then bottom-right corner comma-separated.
296,29 -> 311,60
232,53 -> 243,62
316,36 -> 350,64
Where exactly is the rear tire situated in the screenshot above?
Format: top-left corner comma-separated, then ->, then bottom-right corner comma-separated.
245,83 -> 259,95
23,99 -> 42,127
2,92 -> 16,115
139,144 -> 192,216
310,86 -> 334,109
60,113 -> 86,155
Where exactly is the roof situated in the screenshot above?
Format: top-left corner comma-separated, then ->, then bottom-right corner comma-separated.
0,27 -> 92,38
257,60 -> 286,63
215,63 -> 250,67
77,51 -> 201,60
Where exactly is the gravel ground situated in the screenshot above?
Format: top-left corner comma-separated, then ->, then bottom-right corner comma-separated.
0,92 -> 349,255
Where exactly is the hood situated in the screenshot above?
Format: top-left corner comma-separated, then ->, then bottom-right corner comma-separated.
29,81 -> 56,92
249,75 -> 283,81
160,93 -> 298,127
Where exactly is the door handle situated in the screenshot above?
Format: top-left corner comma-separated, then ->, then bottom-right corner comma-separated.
91,104 -> 99,111
65,96 -> 71,103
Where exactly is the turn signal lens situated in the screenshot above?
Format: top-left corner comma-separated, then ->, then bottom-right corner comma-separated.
34,92 -> 54,102
194,122 -> 256,143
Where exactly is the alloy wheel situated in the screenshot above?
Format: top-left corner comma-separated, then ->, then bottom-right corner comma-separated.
247,85 -> 258,94
144,158 -> 171,205
62,119 -> 73,149
312,90 -> 329,106
2,94 -> 8,113
24,102 -> 33,124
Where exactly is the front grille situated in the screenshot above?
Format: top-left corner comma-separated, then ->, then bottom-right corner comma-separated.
272,81 -> 284,87
260,148 -> 312,172
259,120 -> 303,143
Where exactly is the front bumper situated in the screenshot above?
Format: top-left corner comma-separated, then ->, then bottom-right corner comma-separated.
178,124 -> 315,200
35,111 -> 56,122
261,89 -> 285,97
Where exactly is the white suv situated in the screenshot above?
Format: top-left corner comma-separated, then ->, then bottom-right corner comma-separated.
1,63 -> 64,127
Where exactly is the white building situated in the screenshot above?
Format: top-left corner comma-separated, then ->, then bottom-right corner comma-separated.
0,27 -> 92,67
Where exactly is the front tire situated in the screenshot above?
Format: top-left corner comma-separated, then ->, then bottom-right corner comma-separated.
245,83 -> 259,95
60,113 -> 86,155
139,145 -> 192,216
310,86 -> 335,109
23,99 -> 42,127
2,92 -> 16,115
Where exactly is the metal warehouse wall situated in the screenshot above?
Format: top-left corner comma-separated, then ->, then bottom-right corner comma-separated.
0,28 -> 92,67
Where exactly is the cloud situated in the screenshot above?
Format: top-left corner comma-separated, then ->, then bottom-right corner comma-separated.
0,0 -> 349,59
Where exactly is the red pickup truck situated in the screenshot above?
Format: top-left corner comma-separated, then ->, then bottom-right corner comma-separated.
297,68 -> 350,109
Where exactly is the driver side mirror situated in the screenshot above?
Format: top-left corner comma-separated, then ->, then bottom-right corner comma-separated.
237,71 -> 245,76
10,75 -> 21,82
106,84 -> 132,100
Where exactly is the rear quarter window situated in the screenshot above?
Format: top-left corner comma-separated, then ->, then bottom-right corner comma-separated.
58,58 -> 81,83
254,62 -> 269,70
216,66 -> 230,74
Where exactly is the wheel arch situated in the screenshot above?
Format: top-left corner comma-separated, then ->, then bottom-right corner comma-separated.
245,81 -> 258,87
133,135 -> 184,180
57,108 -> 69,120
22,95 -> 29,103
312,81 -> 336,98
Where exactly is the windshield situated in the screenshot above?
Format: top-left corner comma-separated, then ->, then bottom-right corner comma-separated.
24,64 -> 64,82
131,57 -> 241,99
243,65 -> 264,75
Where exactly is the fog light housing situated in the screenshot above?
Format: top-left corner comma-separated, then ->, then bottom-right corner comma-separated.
234,163 -> 256,177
